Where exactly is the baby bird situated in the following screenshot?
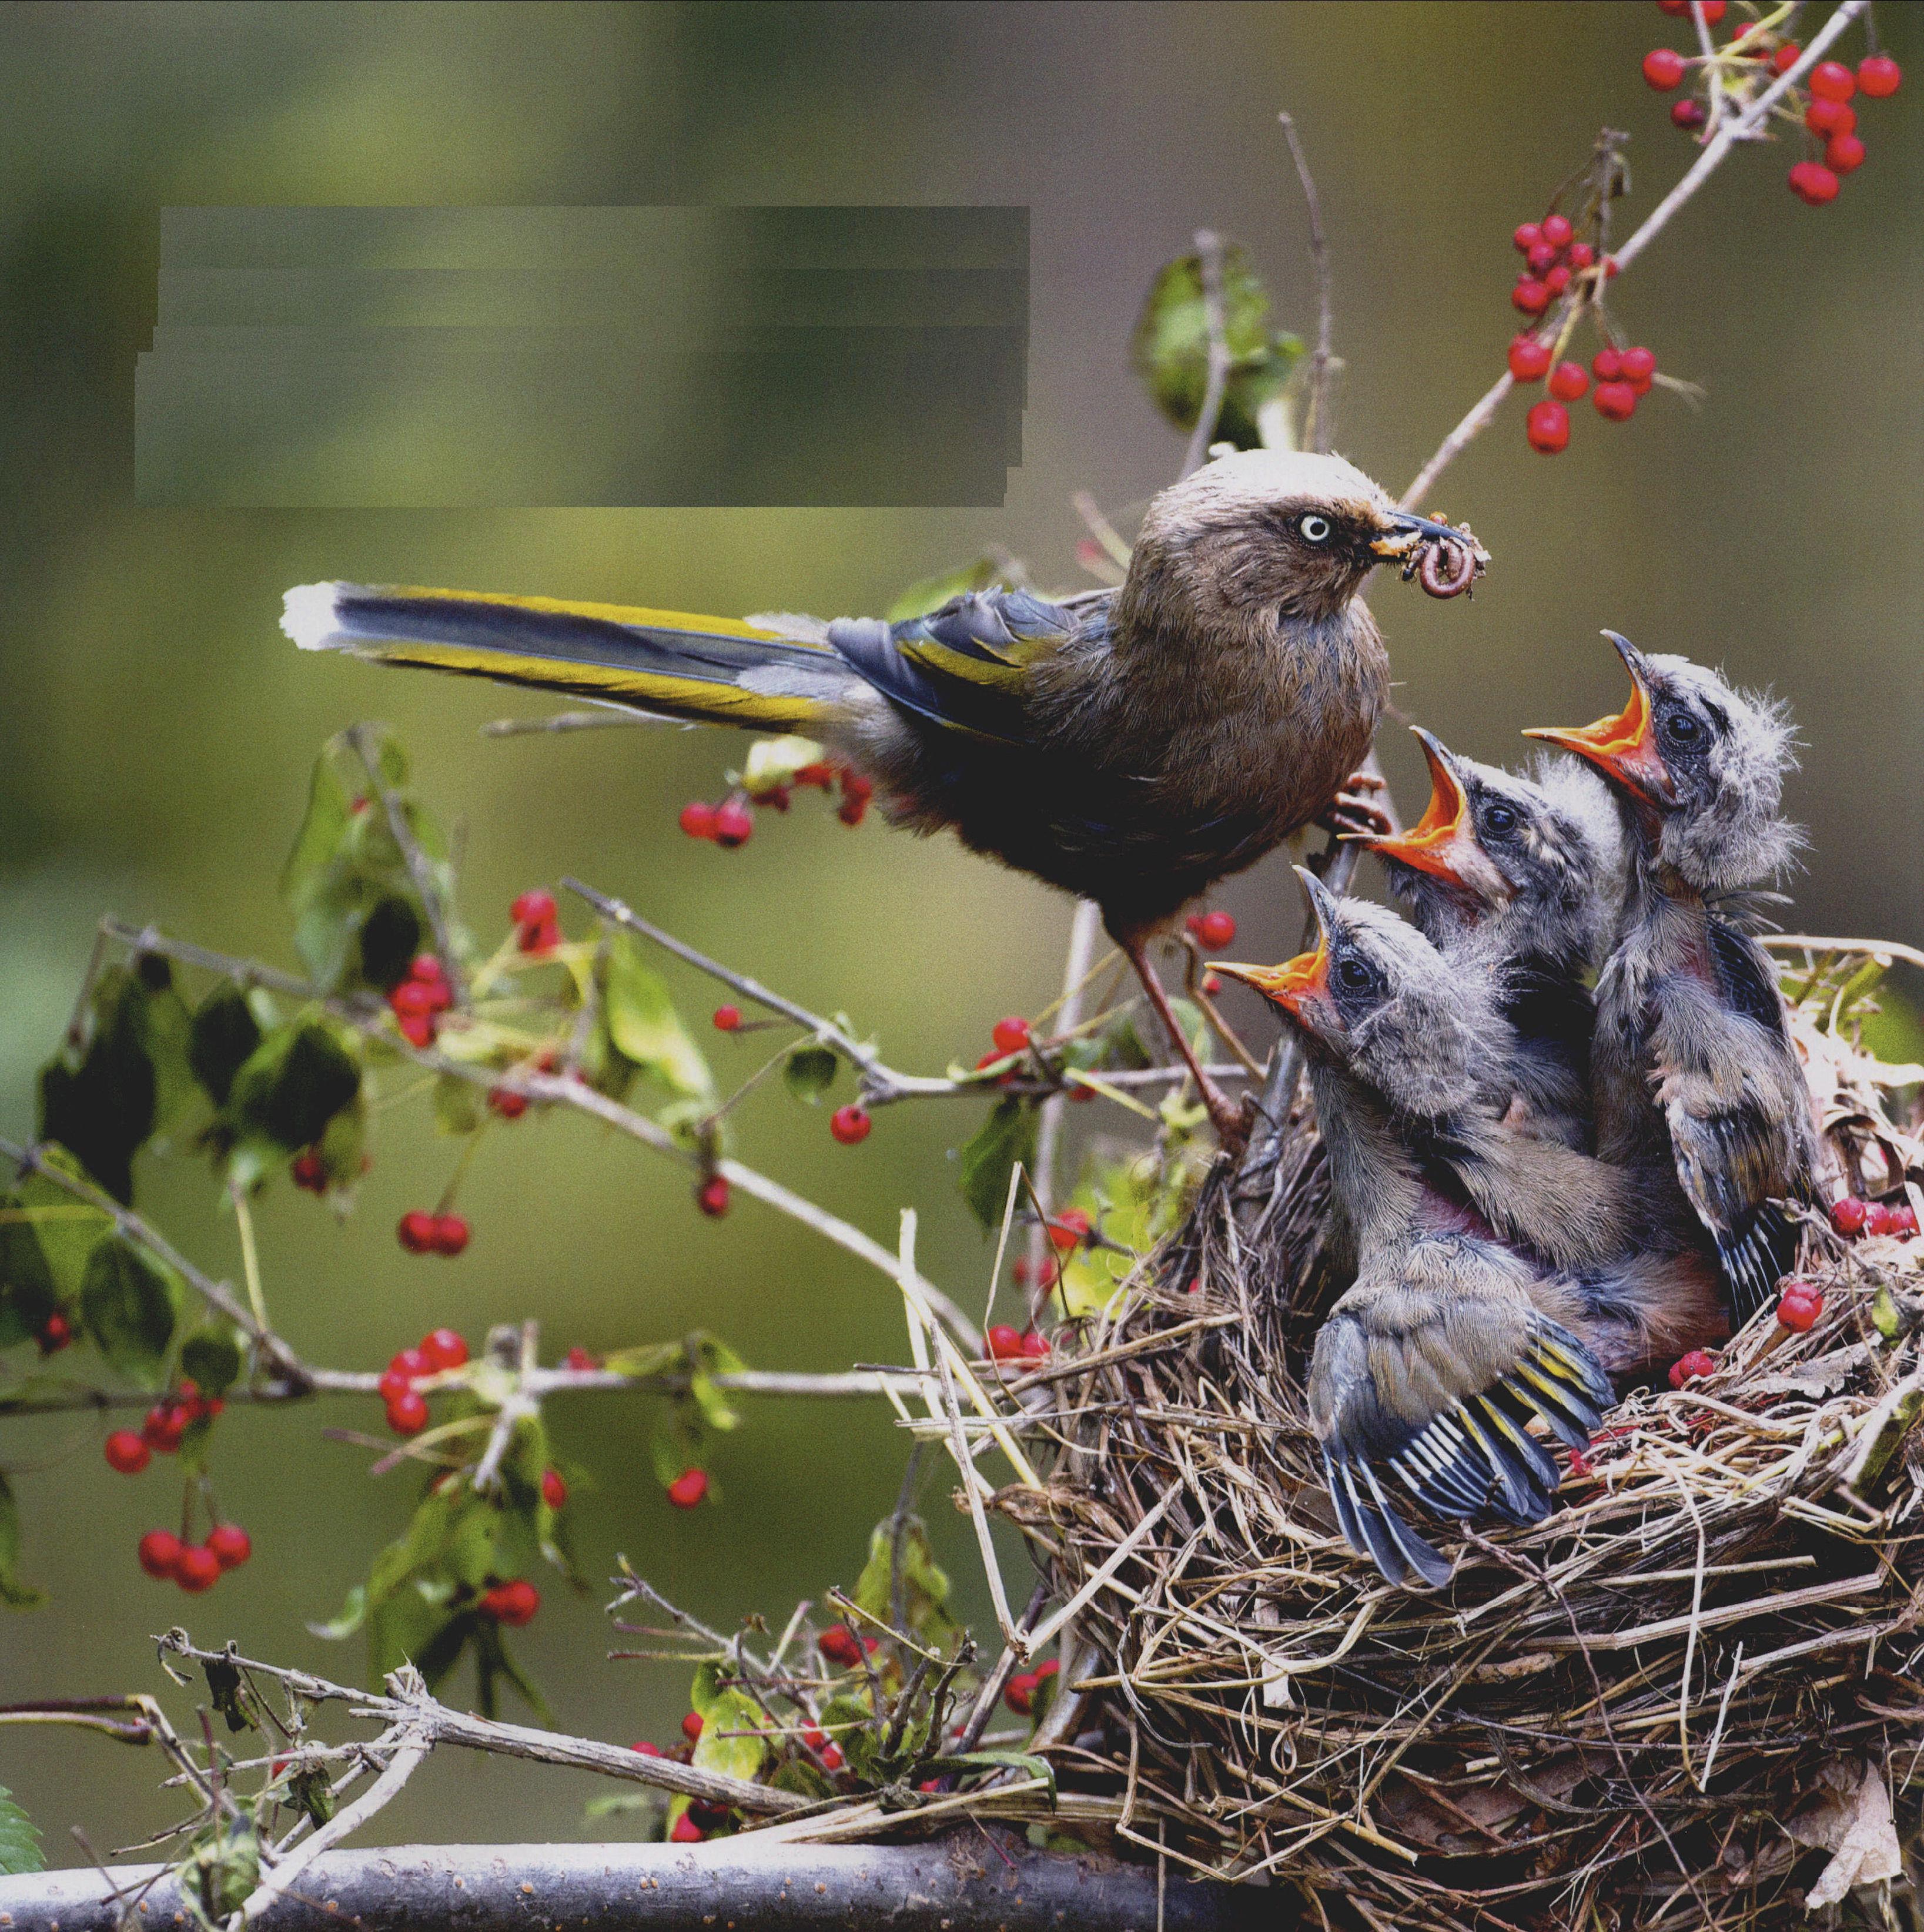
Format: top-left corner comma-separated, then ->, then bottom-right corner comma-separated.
1527,634 -> 1816,1320
1364,727 -> 1624,1145
1212,873 -> 1697,1586
281,450 -> 1487,1141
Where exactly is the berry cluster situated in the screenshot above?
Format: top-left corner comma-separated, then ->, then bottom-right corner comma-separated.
985,1323 -> 1050,1364
511,889 -> 561,955
1775,1278 -> 1826,1334
388,951 -> 453,1048
1509,211 -> 1611,323
680,762 -> 873,851
1639,4 -> 1900,206
103,1379 -> 225,1474
1668,1347 -> 1718,1389
137,1522 -> 252,1594
1831,1194 -> 1918,1238
379,1325 -> 469,1435
1003,1656 -> 1060,1717
397,1208 -> 470,1257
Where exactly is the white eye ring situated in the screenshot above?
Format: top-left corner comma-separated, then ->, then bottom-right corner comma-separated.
1298,514 -> 1333,543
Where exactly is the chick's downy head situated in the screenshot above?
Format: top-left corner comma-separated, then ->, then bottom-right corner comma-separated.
1210,868 -> 1497,1119
1526,632 -> 1799,893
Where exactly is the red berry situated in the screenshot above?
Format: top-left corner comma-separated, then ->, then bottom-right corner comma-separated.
1671,98 -> 1707,130
1567,242 -> 1595,270
1033,1658 -> 1059,1683
1826,133 -> 1866,175
1789,160 -> 1841,205
696,1176 -> 730,1218
1544,263 -> 1572,295
991,1016 -> 1031,1054
1602,255 -> 1620,279
1697,0 -> 1724,18
541,1468 -> 568,1509
1540,212 -> 1572,249
397,1013 -> 434,1049
510,890 -> 557,926
712,1004 -> 742,1032
105,1429 -> 150,1474
1668,1349 -> 1717,1389
1525,400 -> 1571,453
1772,42 -> 1800,75
517,915 -> 560,956
667,1466 -> 709,1509
829,1104 -> 872,1146
409,953 -> 445,985
1858,55 -> 1901,98
1657,1 -> 1685,13
1591,347 -> 1623,383
138,1529 -> 182,1579
1642,48 -> 1687,90
386,1388 -> 429,1435
713,801 -> 754,848
1866,1203 -> 1897,1237
487,1086 -> 528,1119
1050,1207 -> 1091,1252
1776,1287 -> 1823,1333
680,1710 -> 705,1743
1806,98 -> 1856,137
481,1579 -> 540,1626
1511,277 -> 1549,317
1525,240 -> 1558,275
1004,1672 -> 1036,1716
631,1740 -> 664,1756
1548,360 -> 1590,401
1831,1196 -> 1869,1236
1594,381 -> 1638,421
291,1150 -> 326,1192
1809,59 -> 1855,102
390,979 -> 435,1018
398,1210 -> 438,1254
1019,1330 -> 1049,1361
678,801 -> 718,840
564,1345 -> 600,1371
801,1727 -> 828,1751
430,1215 -> 469,1257
1511,222 -> 1543,254
421,1327 -> 469,1371
1187,1277 -> 1203,1294
206,1524 -> 252,1571
1202,972 -> 1222,995
819,1623 -> 871,1666
1889,1204 -> 1919,1238
1508,335 -> 1552,382
175,1545 -> 222,1594
818,1742 -> 845,1770
389,1345 -> 431,1381
668,1814 -> 705,1844
1619,346 -> 1657,384
986,1324 -> 1025,1362
1194,909 -> 1236,949
142,1404 -> 187,1454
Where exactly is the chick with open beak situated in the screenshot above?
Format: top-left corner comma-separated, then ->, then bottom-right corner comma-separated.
1526,634 -> 1815,1322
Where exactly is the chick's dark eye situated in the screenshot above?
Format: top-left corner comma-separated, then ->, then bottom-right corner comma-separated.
1661,711 -> 1703,748
1481,802 -> 1518,835
1297,514 -> 1333,544
1333,956 -> 1374,993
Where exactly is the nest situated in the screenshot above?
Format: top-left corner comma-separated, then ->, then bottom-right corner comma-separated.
989,944 -> 1924,1929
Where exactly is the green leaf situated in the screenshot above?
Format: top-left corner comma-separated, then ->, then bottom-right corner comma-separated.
37,967 -> 162,1203
433,1073 -> 481,1137
1130,244 -> 1304,451
280,748 -> 354,909
886,557 -> 1006,624
308,1582 -> 367,1640
602,934 -> 714,1103
925,1749 -> 1058,1804
0,1785 -> 44,1875
188,986 -> 263,1107
180,1325 -> 243,1398
584,1791 -> 661,1821
854,1515 -> 956,1645
687,1333 -> 747,1432
369,1583 -> 466,1687
227,1019 -> 362,1156
782,1044 -> 838,1105
958,1097 -> 1036,1233
688,1669 -> 769,1786
79,1236 -> 183,1387
0,1193 -> 59,1348
12,1150 -> 111,1304
0,1475 -> 44,1610
180,1819 -> 259,1926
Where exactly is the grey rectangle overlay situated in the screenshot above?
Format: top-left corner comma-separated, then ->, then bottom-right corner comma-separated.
136,207 -> 1028,508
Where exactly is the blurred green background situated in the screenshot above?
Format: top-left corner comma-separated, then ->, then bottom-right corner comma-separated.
2,0 -> 1918,1863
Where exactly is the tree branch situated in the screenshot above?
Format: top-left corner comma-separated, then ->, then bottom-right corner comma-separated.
1277,113 -> 1333,454
1181,230 -> 1232,478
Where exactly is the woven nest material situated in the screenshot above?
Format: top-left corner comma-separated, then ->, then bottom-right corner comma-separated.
987,944 -> 1924,1930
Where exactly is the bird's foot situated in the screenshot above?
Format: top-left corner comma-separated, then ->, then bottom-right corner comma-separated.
1318,771 -> 1393,841
1199,1077 -> 1254,1152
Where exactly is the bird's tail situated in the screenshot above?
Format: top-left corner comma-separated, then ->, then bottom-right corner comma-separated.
281,581 -> 856,731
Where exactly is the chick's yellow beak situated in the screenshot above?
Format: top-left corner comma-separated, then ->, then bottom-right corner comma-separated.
1209,944 -> 1330,1021
1524,658 -> 1675,807
1363,732 -> 1474,886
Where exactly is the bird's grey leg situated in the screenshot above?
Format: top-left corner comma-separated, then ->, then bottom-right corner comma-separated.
1120,936 -> 1250,1147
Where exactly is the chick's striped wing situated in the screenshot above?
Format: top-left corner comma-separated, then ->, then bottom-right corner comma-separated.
1308,1241 -> 1611,1588
825,588 -> 1092,745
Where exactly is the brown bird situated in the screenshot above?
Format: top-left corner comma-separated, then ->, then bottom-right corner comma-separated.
1527,634 -> 1815,1320
1214,872 -> 1721,1585
1364,728 -> 1624,1147
282,450 -> 1486,1139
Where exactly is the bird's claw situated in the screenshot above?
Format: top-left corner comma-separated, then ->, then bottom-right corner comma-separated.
1319,773 -> 1394,841
1203,1086 -> 1254,1151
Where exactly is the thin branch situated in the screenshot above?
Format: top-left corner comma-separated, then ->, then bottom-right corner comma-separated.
1027,899 -> 1103,1287
344,724 -> 466,1007
1400,0 -> 1869,509
1277,113 -> 1332,454
1181,230 -> 1232,478
480,711 -> 662,738
471,1321 -> 539,1493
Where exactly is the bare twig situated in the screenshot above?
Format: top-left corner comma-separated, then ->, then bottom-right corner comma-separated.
1028,899 -> 1103,1289
471,1320 -> 540,1493
1400,0 -> 1869,509
1277,113 -> 1332,454
1181,230 -> 1232,479
345,724 -> 466,1007
480,711 -> 661,738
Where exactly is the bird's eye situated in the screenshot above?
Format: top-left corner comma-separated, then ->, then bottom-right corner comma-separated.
1481,802 -> 1518,836
1661,711 -> 1704,748
1333,956 -> 1374,993
1297,514 -> 1333,544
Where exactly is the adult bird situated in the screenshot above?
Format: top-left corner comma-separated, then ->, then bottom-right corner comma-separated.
1527,634 -> 1816,1321
281,449 -> 1486,1140
1210,875 -> 1640,1586
1363,727 -> 1624,1146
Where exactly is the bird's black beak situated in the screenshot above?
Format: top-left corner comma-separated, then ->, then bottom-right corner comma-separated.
1368,511 -> 1490,600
